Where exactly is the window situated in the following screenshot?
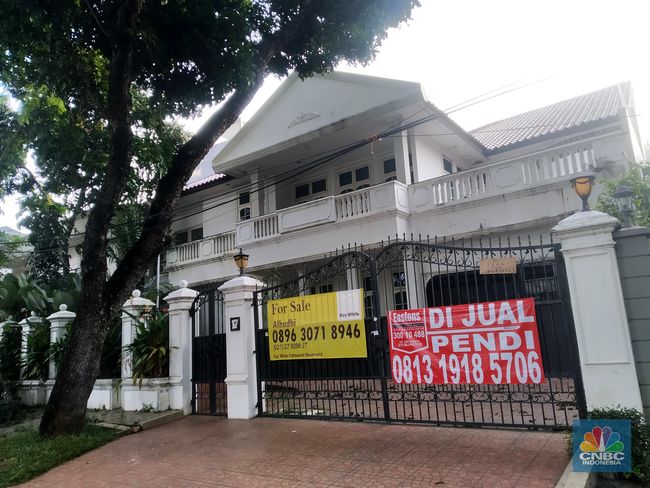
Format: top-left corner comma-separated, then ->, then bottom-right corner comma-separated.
295,184 -> 310,199
339,165 -> 370,193
174,227 -> 203,245
294,178 -> 327,201
174,232 -> 189,245
355,166 -> 369,182
310,283 -> 333,295
339,171 -> 353,187
363,276 -> 375,318
443,157 -> 453,174
311,179 -> 327,194
383,158 -> 396,174
238,191 -> 251,221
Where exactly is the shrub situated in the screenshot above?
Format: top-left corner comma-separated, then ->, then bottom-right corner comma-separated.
124,310 -> 170,385
587,407 -> 650,482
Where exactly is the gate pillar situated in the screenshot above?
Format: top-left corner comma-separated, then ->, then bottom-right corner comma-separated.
165,280 -> 198,414
219,275 -> 265,419
553,210 -> 643,411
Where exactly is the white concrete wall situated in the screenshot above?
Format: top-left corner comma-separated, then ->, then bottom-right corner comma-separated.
410,132 -> 445,182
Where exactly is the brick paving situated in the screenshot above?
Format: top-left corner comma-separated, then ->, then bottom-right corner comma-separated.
18,416 -> 569,487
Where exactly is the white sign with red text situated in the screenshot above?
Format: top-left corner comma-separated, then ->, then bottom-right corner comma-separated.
388,298 -> 545,385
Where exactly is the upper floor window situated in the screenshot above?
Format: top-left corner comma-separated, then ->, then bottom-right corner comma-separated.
443,157 -> 453,174
294,178 -> 327,201
383,158 -> 397,182
339,165 -> 370,193
174,227 -> 203,245
239,191 -> 251,221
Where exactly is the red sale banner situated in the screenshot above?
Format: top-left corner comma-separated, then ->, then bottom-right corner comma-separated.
388,298 -> 545,385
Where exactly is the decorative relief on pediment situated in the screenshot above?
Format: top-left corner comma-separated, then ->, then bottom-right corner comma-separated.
288,111 -> 320,128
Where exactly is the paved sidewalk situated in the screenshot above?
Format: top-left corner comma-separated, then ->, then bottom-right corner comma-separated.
19,416 -> 569,487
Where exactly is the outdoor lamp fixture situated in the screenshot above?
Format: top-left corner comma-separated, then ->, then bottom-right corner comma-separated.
613,184 -> 634,228
570,175 -> 596,211
233,248 -> 249,276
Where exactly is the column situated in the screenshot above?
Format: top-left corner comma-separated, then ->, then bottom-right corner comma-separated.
219,275 -> 265,419
164,280 -> 198,414
19,313 -> 38,378
46,304 -> 75,379
552,210 -> 643,411
250,172 -> 261,218
121,289 -> 156,381
393,130 -> 412,185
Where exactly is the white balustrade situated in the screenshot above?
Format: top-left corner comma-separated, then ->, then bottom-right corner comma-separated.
335,188 -> 372,219
252,214 -> 279,239
168,232 -> 236,267
416,143 -> 595,206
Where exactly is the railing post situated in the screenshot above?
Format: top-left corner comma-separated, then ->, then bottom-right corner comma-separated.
553,210 -> 643,411
46,304 -> 75,379
164,280 -> 198,414
121,290 -> 155,381
218,275 -> 265,419
19,313 -> 39,378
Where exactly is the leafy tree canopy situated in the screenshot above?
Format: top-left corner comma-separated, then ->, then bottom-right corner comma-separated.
597,164 -> 650,227
0,0 -> 419,435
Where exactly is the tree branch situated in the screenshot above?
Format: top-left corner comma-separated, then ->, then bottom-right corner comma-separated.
78,0 -> 141,303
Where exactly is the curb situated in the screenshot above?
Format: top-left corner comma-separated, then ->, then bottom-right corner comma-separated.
138,410 -> 185,430
555,462 -> 597,488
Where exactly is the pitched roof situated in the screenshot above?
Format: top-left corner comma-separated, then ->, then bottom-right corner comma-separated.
470,82 -> 632,152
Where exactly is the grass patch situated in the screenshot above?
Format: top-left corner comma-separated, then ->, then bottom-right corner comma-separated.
0,424 -> 120,487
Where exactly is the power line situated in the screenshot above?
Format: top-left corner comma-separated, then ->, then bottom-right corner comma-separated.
15,77 -> 554,257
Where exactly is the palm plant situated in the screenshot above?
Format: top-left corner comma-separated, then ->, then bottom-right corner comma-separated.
124,310 -> 170,386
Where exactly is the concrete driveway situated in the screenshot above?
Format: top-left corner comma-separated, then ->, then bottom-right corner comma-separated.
19,416 -> 569,487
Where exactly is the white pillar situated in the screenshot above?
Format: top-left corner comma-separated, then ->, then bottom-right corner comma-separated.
19,313 -> 39,378
121,290 -> 155,381
164,280 -> 198,414
46,304 -> 75,379
552,210 -> 643,411
393,130 -> 412,185
218,275 -> 265,419
250,172 -> 261,218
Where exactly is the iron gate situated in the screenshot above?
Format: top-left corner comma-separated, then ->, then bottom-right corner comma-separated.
190,284 -> 227,415
254,236 -> 586,429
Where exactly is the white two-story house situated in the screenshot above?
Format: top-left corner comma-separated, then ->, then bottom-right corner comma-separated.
165,72 -> 644,297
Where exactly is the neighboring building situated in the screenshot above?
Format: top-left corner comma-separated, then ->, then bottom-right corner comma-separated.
163,72 -> 644,298
0,226 -> 29,276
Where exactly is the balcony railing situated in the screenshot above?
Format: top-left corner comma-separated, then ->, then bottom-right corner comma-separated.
166,231 -> 236,268
410,143 -> 594,207
166,143 -> 597,269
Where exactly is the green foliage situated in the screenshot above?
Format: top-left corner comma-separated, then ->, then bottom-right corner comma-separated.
0,424 -> 119,486
98,319 -> 121,380
597,165 -> 650,227
0,323 -> 20,382
588,407 -> 650,482
23,320 -> 50,381
0,231 -> 26,270
124,310 -> 170,385
0,273 -> 51,323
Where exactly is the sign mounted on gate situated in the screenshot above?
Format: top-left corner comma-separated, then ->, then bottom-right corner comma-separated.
388,298 -> 545,385
267,289 -> 367,361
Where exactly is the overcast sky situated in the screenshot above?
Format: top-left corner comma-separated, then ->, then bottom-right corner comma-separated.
2,0 -> 649,230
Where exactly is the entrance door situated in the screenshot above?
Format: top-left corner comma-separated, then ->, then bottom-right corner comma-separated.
190,285 -> 227,415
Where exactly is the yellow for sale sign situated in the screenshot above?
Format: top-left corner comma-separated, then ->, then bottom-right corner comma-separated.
267,289 -> 367,361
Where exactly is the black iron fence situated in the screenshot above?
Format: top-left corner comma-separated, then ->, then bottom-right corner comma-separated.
253,235 -> 586,429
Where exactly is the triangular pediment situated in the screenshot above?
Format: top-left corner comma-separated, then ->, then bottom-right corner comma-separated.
212,71 -> 423,169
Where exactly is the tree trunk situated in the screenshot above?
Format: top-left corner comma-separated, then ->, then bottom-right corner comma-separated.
39,2 -> 312,437
39,304 -> 111,435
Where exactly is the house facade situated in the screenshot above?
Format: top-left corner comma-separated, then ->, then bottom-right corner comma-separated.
165,72 -> 645,300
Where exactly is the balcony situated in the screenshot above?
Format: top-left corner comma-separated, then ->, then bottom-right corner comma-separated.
165,141 -> 595,271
